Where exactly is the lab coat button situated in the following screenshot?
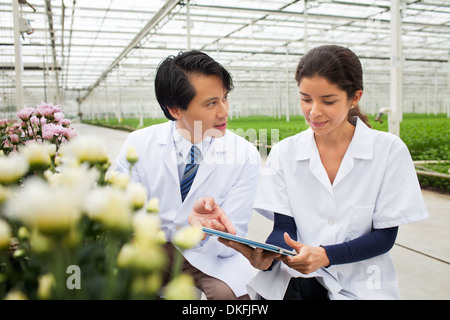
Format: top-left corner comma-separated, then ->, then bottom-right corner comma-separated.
175,225 -> 181,231
328,219 -> 335,226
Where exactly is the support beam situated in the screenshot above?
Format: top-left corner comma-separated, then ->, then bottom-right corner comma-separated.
45,0 -> 61,104
78,0 -> 180,104
186,0 -> 191,50
389,0 -> 403,136
12,0 -> 24,111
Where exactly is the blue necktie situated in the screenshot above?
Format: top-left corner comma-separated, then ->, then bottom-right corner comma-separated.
180,145 -> 201,202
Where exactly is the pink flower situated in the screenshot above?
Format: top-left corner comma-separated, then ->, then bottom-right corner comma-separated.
0,119 -> 8,129
63,127 -> 77,140
17,107 -> 35,121
35,106 -> 54,119
42,123 -> 63,140
10,134 -> 20,144
30,116 -> 46,126
54,112 -> 65,123
60,118 -> 71,127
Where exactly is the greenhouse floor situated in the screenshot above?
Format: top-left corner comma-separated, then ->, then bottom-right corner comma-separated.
72,122 -> 450,300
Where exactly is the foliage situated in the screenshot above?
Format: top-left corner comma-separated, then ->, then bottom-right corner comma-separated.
84,113 -> 449,192
0,104 -> 203,300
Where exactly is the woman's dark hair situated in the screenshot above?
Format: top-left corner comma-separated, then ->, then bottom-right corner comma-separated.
155,50 -> 234,120
294,45 -> 371,127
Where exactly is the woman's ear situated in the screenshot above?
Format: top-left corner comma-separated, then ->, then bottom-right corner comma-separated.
167,106 -> 182,120
351,90 -> 363,106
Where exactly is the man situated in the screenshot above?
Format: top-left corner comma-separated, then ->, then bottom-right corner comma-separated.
115,51 -> 260,299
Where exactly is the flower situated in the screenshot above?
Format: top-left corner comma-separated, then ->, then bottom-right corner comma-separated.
163,274 -> 197,300
37,273 -> 55,300
21,141 -> 52,171
5,178 -> 81,236
0,184 -> 12,204
125,182 -> 147,211
4,289 -> 28,300
0,154 -> 29,184
17,107 -> 35,121
117,242 -> 166,272
105,170 -> 130,189
172,225 -> 203,250
60,135 -> 109,165
146,197 -> 160,213
126,145 -> 138,165
84,188 -> 131,232
132,214 -> 165,246
0,219 -> 12,251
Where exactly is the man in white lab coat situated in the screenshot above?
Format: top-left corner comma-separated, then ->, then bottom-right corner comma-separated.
115,51 -> 260,299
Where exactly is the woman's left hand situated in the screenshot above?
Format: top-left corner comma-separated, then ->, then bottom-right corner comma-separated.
280,233 -> 330,274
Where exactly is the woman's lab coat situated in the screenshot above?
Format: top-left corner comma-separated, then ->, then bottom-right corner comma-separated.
247,117 -> 429,300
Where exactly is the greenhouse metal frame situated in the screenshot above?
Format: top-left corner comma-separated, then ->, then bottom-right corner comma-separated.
1,0 -> 449,134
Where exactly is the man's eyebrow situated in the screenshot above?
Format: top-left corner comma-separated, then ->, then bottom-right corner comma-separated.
202,97 -> 219,104
202,91 -> 229,104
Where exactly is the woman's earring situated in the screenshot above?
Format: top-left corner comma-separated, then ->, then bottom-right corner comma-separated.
350,104 -> 355,109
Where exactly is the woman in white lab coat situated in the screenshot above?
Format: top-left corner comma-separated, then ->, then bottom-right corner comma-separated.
203,45 -> 429,299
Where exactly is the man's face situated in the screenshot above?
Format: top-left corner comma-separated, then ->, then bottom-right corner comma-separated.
169,74 -> 229,144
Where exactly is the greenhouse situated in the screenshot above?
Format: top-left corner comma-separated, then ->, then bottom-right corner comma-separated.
1,1 -> 450,124
0,0 -> 449,302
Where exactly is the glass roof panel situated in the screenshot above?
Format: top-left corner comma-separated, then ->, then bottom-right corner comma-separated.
0,0 -> 448,117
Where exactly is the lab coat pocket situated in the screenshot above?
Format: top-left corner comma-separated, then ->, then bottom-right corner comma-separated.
350,205 -> 375,239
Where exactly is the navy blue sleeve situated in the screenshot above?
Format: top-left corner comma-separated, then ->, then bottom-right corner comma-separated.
265,213 -> 297,251
322,226 -> 398,266
266,213 -> 398,266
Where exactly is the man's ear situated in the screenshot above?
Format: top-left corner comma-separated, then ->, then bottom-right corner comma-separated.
167,106 -> 182,120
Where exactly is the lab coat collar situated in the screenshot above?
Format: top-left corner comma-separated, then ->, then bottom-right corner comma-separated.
349,117 -> 374,160
295,117 -> 374,192
295,117 -> 374,161
157,121 -> 227,200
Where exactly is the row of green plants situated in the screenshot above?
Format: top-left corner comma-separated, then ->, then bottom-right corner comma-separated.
84,113 -> 449,193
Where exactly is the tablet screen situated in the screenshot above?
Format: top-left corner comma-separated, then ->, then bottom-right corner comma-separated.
202,227 -> 297,257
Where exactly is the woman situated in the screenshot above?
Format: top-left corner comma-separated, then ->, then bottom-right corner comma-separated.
190,45 -> 428,300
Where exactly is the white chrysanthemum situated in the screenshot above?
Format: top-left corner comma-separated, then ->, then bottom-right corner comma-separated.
117,242 -> 166,272
163,274 -> 197,300
0,219 -> 12,250
5,178 -> 81,235
105,170 -> 130,189
172,225 -> 203,250
21,141 -> 52,171
60,135 -> 109,165
0,185 -> 12,204
0,154 -> 29,184
126,145 -> 138,165
126,182 -> 147,211
84,187 -> 131,231
132,214 -> 165,245
146,197 -> 160,213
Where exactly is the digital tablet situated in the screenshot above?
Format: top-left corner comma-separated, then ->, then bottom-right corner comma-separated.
202,227 -> 297,257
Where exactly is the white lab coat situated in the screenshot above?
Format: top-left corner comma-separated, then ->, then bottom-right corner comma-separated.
247,117 -> 429,300
116,121 -> 260,297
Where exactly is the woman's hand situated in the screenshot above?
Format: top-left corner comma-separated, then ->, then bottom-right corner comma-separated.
280,233 -> 330,274
188,196 -> 236,238
218,239 -> 281,271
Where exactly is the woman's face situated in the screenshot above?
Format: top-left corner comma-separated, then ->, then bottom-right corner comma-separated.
299,76 -> 361,138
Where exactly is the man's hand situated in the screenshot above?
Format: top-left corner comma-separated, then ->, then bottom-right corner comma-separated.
188,196 -> 236,237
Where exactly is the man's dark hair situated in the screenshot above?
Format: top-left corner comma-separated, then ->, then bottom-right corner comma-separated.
155,50 -> 234,120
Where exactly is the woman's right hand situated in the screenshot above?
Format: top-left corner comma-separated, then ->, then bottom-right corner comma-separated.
218,238 -> 281,271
